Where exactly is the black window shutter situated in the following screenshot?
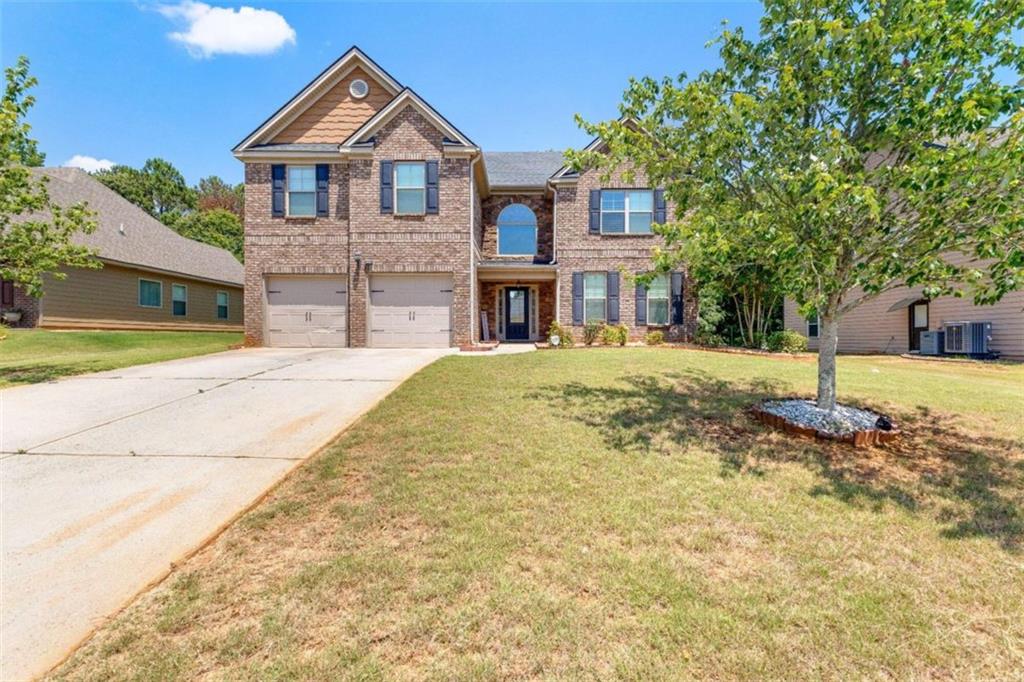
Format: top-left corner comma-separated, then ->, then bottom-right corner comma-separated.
571,272 -> 584,325
315,164 -> 329,217
588,190 -> 601,234
635,274 -> 647,326
425,161 -> 439,214
380,160 -> 393,214
607,271 -> 620,324
671,271 -> 684,324
654,189 -> 666,224
1,280 -> 14,307
271,164 -> 285,217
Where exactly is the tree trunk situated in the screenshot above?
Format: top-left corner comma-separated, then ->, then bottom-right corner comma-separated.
816,315 -> 839,411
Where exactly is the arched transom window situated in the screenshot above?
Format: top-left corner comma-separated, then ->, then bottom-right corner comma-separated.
497,204 -> 537,256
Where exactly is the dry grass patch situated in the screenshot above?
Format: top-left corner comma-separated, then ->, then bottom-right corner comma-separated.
51,349 -> 1024,680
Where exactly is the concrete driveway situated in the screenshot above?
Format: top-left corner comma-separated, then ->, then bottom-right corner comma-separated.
0,347 -> 450,681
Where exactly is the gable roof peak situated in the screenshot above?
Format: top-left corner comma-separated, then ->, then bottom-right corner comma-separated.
233,46 -> 403,153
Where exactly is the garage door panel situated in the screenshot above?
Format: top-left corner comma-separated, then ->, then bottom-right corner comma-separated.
266,277 -> 347,348
369,275 -> 453,348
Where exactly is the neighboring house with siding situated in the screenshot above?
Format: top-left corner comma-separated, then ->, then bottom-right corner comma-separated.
233,46 -> 697,349
0,168 -> 243,331
783,285 -> 1024,359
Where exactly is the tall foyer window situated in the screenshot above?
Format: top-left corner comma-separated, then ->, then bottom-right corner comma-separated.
287,166 -> 316,217
497,204 -> 537,256
647,274 -> 670,325
395,162 -> 426,215
584,273 -> 607,322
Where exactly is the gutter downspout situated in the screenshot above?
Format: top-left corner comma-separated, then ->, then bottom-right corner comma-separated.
469,155 -> 479,345
550,181 -> 560,324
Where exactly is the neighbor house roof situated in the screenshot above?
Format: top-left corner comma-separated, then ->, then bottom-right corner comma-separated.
35,168 -> 244,286
484,152 -> 566,189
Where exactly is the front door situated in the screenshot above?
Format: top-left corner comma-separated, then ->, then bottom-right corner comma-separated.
505,287 -> 530,341
909,300 -> 929,352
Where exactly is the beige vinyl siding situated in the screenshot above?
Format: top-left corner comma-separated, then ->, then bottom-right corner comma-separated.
40,263 -> 243,331
784,287 -> 1024,359
270,67 -> 393,144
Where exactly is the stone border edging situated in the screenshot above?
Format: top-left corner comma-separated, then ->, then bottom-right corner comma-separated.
750,399 -> 901,448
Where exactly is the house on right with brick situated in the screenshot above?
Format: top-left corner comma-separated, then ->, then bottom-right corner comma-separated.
783,279 -> 1024,359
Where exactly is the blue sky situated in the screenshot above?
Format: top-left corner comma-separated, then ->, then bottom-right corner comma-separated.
1,1 -> 763,184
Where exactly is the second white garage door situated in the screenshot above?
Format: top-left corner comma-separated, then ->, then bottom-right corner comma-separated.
266,276 -> 347,347
369,274 -> 453,348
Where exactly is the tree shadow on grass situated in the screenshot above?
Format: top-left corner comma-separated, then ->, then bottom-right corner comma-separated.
529,369 -> 1024,551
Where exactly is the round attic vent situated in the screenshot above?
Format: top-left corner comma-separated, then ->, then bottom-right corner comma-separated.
349,78 -> 369,99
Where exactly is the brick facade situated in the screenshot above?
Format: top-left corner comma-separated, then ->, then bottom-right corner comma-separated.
1,283 -> 41,328
242,105 -> 474,347
239,52 -> 697,348
480,192 -> 554,264
553,166 -> 698,342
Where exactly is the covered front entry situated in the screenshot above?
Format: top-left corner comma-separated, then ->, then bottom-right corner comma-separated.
369,273 -> 453,348
265,276 -> 347,347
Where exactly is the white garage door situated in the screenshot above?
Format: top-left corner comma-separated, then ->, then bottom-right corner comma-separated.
266,276 -> 347,347
369,274 -> 453,348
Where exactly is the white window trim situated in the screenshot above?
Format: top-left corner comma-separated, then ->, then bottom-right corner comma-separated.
647,275 -> 670,326
216,290 -> 230,320
601,189 -> 654,235
807,313 -> 820,338
584,273 -> 607,323
286,165 -> 316,218
138,278 -> 163,308
394,161 -> 426,216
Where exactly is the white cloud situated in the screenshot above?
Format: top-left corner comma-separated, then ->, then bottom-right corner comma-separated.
157,1 -> 296,58
64,155 -> 116,173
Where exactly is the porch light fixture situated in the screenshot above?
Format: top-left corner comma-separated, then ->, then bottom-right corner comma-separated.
364,259 -> 374,272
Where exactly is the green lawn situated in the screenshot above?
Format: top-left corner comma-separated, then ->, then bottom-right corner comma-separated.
0,329 -> 244,388
52,349 -> 1024,680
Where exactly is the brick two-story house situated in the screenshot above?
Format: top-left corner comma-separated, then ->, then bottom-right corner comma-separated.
233,47 -> 697,348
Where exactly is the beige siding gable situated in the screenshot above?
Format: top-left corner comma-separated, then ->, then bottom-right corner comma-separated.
271,67 -> 393,144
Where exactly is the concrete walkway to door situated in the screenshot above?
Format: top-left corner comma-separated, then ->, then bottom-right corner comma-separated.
0,347 -> 451,681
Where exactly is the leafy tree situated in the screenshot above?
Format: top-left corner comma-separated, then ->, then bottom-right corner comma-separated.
95,157 -> 196,224
196,175 -> 244,217
172,208 -> 243,262
2,57 -> 45,166
1,56 -> 98,298
571,0 -> 1024,411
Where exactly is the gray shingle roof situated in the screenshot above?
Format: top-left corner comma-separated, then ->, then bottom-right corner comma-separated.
484,152 -> 566,188
36,168 -> 244,286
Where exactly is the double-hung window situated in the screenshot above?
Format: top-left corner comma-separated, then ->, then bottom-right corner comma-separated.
172,284 -> 187,316
395,162 -> 426,215
584,273 -> 607,322
601,190 -> 653,234
287,166 -> 316,217
216,291 -> 229,320
138,279 -> 162,308
647,274 -> 670,325
807,313 -> 820,338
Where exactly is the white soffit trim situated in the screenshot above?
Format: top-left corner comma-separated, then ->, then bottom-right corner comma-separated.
340,89 -> 477,149
234,46 -> 402,152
